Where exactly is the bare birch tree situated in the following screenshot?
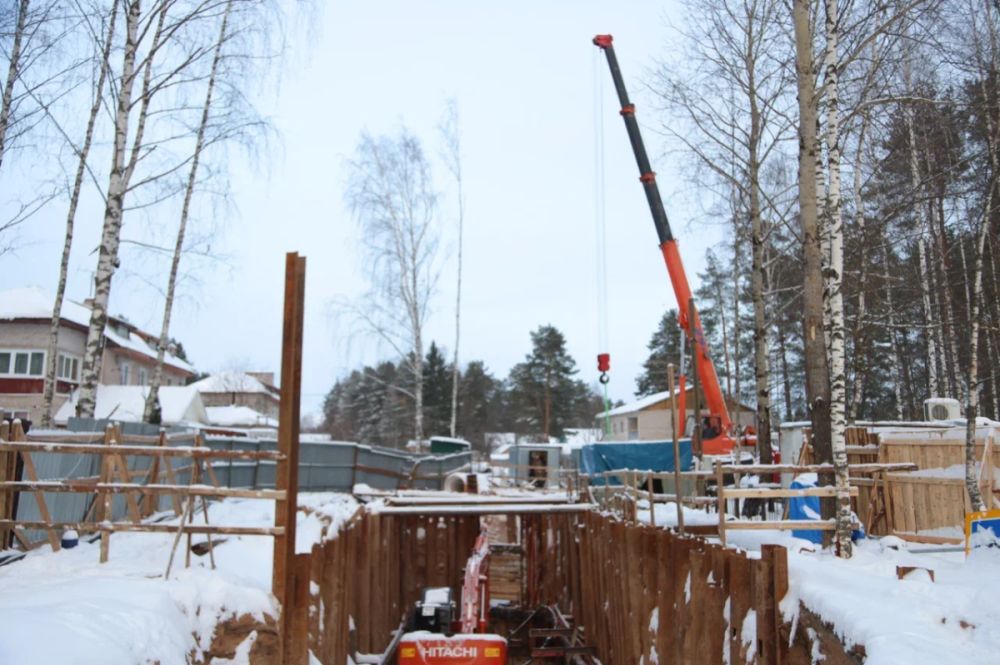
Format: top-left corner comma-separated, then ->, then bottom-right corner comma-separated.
958,0 -> 999,511
77,0 -> 232,417
143,0 -> 235,423
40,0 -> 119,427
820,0 -> 854,556
345,128 -> 441,443
792,0 -> 834,480
654,0 -> 795,461
439,99 -> 464,439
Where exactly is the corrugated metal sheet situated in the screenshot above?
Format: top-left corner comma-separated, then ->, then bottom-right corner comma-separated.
12,421 -> 473,543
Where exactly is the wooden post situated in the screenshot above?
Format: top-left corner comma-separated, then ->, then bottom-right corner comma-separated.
99,424 -> 114,563
0,420 -> 9,549
13,421 -> 61,551
646,474 -> 656,528
667,364 -> 685,534
281,552 -> 311,665
689,299 -> 703,459
715,460 -> 726,546
760,544 -> 788,665
274,253 -> 307,656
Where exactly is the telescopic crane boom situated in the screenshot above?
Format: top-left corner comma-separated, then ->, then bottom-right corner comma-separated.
593,34 -> 735,452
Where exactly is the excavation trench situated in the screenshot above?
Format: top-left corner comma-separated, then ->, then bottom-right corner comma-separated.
297,506 -> 859,664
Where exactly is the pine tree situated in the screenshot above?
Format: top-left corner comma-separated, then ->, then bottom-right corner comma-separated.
635,310 -> 683,397
456,361 -> 503,452
508,325 -> 580,439
422,342 -> 452,437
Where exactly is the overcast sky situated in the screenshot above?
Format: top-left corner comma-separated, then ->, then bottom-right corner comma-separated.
1,0 -> 732,423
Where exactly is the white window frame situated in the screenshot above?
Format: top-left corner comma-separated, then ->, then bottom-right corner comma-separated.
56,353 -> 82,383
138,367 -> 148,386
119,361 -> 130,385
0,349 -> 46,378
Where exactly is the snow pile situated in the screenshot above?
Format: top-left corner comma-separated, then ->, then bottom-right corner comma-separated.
721,528 -> 1000,663
778,541 -> 1000,663
54,384 -> 207,426
641,498 -> 1000,662
637,501 -> 721,528
0,493 -> 357,665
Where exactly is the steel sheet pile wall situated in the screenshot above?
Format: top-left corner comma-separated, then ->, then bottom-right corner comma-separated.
523,512 -> 791,665
305,510 -> 481,663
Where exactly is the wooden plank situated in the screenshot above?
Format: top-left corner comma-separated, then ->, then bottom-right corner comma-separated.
891,530 -> 964,545
0,480 -> 286,499
716,462 -> 726,546
16,450 -> 61,551
99,426 -> 113,563
0,519 -> 282,535
723,520 -> 850,531
727,553 -> 752,664
0,440 -> 284,460
724,486 -> 859,499
273,252 -> 306,611
0,420 -> 11,548
282,552 -> 311,665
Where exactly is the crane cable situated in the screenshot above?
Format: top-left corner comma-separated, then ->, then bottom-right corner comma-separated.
593,49 -> 611,439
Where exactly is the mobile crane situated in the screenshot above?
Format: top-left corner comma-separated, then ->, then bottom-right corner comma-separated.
593,34 -> 736,455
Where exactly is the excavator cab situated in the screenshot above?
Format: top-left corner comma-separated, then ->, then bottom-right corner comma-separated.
398,531 -> 508,664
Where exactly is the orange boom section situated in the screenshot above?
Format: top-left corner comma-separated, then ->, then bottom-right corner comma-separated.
398,634 -> 508,665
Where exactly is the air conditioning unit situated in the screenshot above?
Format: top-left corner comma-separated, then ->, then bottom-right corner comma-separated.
924,397 -> 962,422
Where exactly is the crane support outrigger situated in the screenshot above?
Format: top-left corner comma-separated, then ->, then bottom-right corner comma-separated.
593,34 -> 736,454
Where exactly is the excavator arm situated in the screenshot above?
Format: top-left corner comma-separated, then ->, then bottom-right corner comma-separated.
593,34 -> 734,449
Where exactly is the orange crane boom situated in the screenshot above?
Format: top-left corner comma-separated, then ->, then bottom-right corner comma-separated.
593,34 -> 734,453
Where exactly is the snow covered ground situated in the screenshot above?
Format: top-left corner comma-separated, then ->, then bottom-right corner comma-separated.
0,493 -> 357,665
639,501 -> 1000,664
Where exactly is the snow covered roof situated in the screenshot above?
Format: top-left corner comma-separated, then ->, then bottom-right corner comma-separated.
0,286 -> 194,374
0,286 -> 93,327
54,385 -> 208,426
596,388 -> 681,418
191,371 -> 278,395
597,386 -> 755,419
205,405 -> 277,428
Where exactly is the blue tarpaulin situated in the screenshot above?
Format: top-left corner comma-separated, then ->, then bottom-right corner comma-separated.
789,475 -> 865,542
579,440 -> 693,484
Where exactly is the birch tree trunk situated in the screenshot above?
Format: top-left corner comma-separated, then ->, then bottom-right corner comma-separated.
0,0 -> 30,171
40,1 -> 119,427
77,0 -> 143,418
964,197 -> 990,512
793,0 -> 834,484
748,60 -> 772,463
904,97 -> 940,400
144,0 -> 233,422
440,101 -> 464,439
848,118 -> 869,422
822,0 -> 853,557
882,240 -> 905,420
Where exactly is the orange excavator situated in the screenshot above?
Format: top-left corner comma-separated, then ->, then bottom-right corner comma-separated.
593,34 -> 736,455
398,530 -> 507,664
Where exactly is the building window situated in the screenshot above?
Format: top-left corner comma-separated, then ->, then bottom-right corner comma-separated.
627,416 -> 639,440
138,368 -> 147,386
0,350 -> 45,377
119,362 -> 130,385
57,354 -> 81,383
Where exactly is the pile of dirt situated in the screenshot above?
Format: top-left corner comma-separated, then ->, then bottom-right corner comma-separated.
196,613 -> 279,664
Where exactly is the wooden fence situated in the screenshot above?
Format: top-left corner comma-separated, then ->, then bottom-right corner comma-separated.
880,430 -> 998,541
0,420 -> 284,563
524,510 -> 791,665
302,510 -> 481,665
